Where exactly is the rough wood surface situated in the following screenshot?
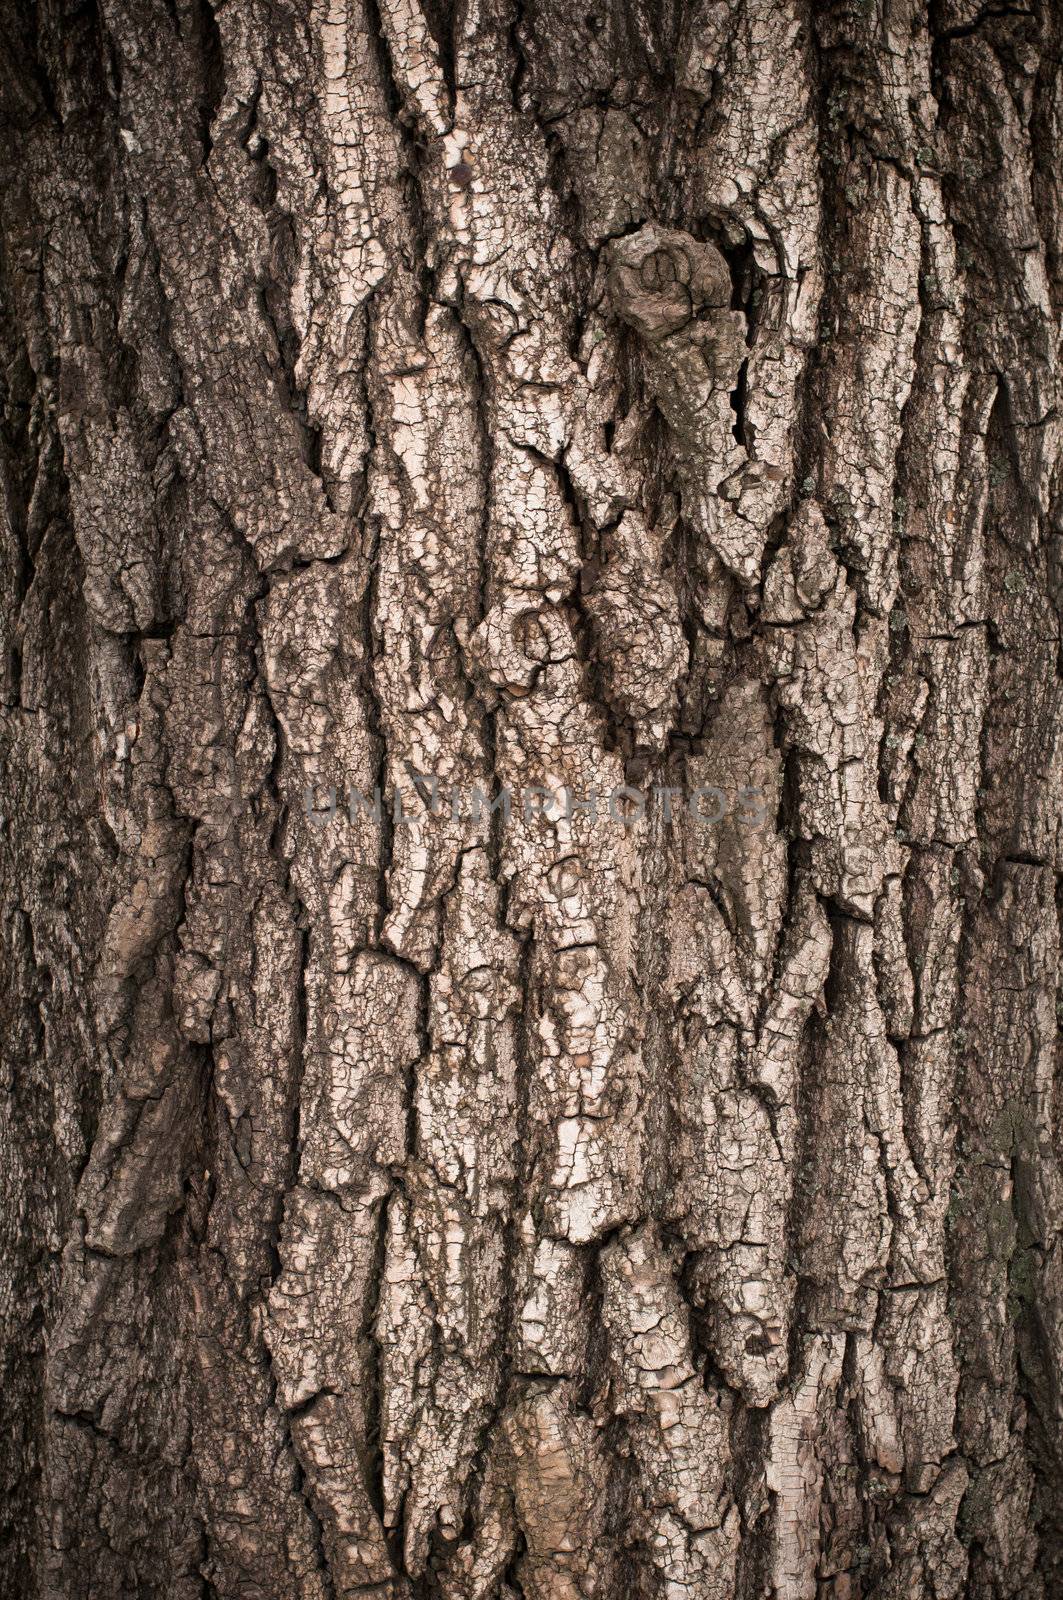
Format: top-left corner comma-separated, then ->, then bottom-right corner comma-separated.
1,1 -> 1061,1596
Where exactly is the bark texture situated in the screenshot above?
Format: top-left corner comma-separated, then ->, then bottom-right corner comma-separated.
2,1 -> 1063,1596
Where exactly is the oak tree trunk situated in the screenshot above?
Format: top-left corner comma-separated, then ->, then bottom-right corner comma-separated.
2,1 -> 1062,1595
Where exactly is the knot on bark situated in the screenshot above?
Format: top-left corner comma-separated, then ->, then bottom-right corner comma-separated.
606,224 -> 734,343
466,596 -> 572,697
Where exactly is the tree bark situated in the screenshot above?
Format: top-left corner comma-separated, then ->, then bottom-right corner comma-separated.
2,1 -> 1062,1595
